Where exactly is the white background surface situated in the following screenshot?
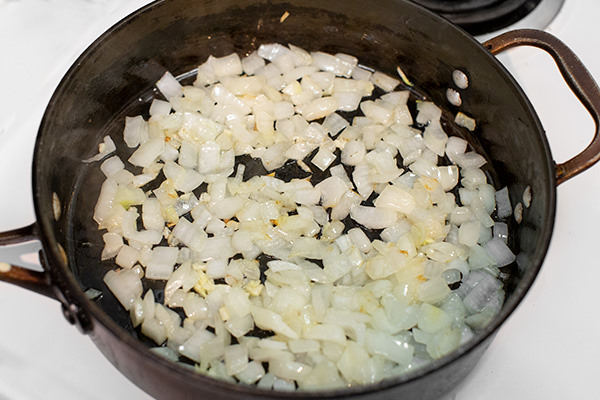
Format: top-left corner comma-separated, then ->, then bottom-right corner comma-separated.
1,1 -> 599,399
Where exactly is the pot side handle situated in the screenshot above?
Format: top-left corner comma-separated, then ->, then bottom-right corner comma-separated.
484,29 -> 600,185
0,223 -> 56,299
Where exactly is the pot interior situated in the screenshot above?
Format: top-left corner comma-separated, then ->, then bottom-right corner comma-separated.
33,0 -> 555,397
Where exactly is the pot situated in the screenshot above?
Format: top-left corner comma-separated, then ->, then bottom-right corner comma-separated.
1,0 -> 599,398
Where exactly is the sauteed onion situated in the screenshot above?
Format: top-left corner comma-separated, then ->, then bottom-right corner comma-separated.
91,43 -> 516,390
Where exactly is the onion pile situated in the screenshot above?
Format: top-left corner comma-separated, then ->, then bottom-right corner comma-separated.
91,43 -> 516,390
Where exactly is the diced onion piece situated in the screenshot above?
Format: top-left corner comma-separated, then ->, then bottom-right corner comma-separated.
455,152 -> 487,169
146,247 -> 179,280
423,121 -> 448,156
337,342 -> 380,385
128,138 -> 165,168
316,176 -> 349,208
304,324 -> 346,344
242,51 -> 266,75
493,222 -> 509,243
171,218 -> 207,252
360,100 -> 393,125
418,303 -> 452,333
103,268 -> 143,310
484,237 -> 516,267
149,99 -> 172,117
212,53 -> 243,77
141,316 -> 167,345
455,112 -> 476,131
115,245 -> 140,269
211,197 -> 244,220
347,228 -> 372,253
458,221 -> 481,247
416,101 -> 442,124
371,71 -> 400,92
409,157 -> 438,179
445,136 -> 468,164
83,135 -> 116,163
352,163 -> 374,199
437,165 -> 459,191
365,329 -> 413,365
374,185 -> 416,215
100,156 -> 125,178
462,271 -> 503,314
350,206 -> 397,229
341,140 -> 366,165
101,232 -> 123,260
250,306 -> 299,339
495,187 -> 513,219
123,116 -> 148,148
311,147 -> 337,171
156,71 -> 183,100
258,43 -> 290,62
322,112 -> 348,137
269,359 -> 312,382
225,344 -> 249,376
311,51 -> 354,78
299,97 -> 338,121
333,91 -> 362,112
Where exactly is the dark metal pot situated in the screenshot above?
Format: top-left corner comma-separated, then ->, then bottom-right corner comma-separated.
1,0 -> 599,399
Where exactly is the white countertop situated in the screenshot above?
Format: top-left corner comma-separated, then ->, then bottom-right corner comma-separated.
1,1 -> 599,399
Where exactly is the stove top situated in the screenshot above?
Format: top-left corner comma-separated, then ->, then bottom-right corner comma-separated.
1,1 -> 599,399
412,0 -> 564,36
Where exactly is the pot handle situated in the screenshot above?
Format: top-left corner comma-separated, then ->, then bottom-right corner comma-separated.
483,29 -> 600,185
0,223 -> 56,299
1,225 -> 93,333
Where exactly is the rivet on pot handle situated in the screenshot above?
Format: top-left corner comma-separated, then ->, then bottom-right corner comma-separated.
484,29 -> 600,185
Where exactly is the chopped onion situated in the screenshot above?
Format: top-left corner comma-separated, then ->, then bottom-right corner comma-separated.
83,135 -> 116,163
370,71 -> 400,92
91,43 -> 516,392
211,53 -> 243,77
156,71 -> 183,100
374,185 -> 416,215
350,205 -> 397,229
103,268 -> 143,310
341,140 -> 366,165
251,306 -> 299,339
101,232 -> 123,260
128,138 -> 165,168
455,112 -> 476,131
145,246 -> 179,280
123,116 -> 148,148
495,186 -> 513,219
484,237 -> 516,267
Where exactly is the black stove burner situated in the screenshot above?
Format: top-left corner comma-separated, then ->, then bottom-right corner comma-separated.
411,0 -> 542,36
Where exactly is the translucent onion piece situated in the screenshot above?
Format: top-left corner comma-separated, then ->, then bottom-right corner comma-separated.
156,71 -> 183,100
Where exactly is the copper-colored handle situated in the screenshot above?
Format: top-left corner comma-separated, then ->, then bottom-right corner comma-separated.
0,223 -> 55,298
0,264 -> 55,298
484,29 -> 600,185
